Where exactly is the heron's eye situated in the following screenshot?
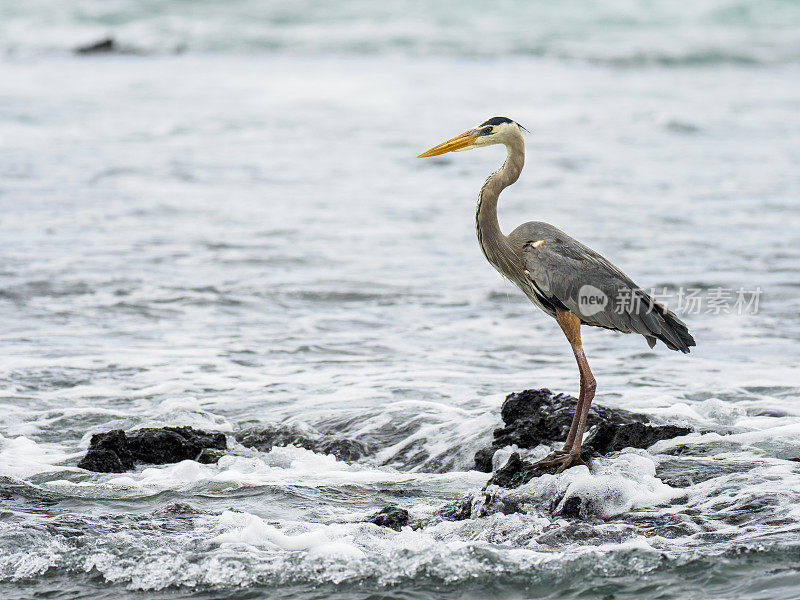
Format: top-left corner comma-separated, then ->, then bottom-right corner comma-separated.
483,127 -> 493,135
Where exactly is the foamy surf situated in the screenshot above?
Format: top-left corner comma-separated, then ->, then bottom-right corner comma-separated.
510,453 -> 682,519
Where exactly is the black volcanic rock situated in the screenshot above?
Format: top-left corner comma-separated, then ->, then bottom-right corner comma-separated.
78,427 -> 227,473
555,496 -> 583,518
197,448 -> 226,464
475,389 -> 647,473
473,446 -> 498,474
438,496 -> 473,521
235,425 -> 368,462
127,427 -> 226,464
477,389 -> 693,489
368,506 -> 410,530
78,430 -> 135,472
583,421 -> 691,457
317,438 -> 368,462
485,452 -> 541,488
77,448 -> 128,473
486,451 -> 574,488
73,37 -> 144,55
437,489 -> 527,522
75,37 -> 117,54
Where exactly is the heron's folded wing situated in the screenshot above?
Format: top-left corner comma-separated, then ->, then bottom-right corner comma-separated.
522,240 -> 660,334
522,237 -> 695,352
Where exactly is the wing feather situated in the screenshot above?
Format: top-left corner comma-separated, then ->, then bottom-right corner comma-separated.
521,234 -> 695,353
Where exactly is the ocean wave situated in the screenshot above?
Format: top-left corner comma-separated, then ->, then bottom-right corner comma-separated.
1,0 -> 799,66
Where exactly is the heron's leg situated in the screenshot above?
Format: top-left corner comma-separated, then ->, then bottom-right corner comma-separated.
569,345 -> 596,458
561,369 -> 586,451
532,310 -> 594,472
555,309 -> 587,452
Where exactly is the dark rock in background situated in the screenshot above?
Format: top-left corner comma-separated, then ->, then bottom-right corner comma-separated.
74,37 -> 117,54
79,421 -> 367,473
368,506 -> 410,530
485,452 -> 545,488
77,430 -> 135,472
235,425 -> 369,462
77,448 -> 129,473
317,438 -> 368,462
78,426 -> 227,473
73,37 -> 148,55
127,427 -> 226,465
487,450 -> 579,488
473,446 -> 498,474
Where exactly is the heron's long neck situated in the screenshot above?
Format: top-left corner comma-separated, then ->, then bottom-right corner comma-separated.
476,136 -> 525,273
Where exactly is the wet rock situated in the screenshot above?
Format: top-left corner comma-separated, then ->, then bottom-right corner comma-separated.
235,425 -> 369,462
127,427 -> 226,465
438,496 -> 473,521
656,457 -> 754,488
473,446 -> 498,474
437,488 -> 529,522
317,439 -> 368,462
196,448 -> 226,464
486,452 -> 559,488
368,506 -> 410,530
78,426 -> 227,473
583,421 -> 691,457
77,430 -> 134,472
73,37 -> 143,55
477,389 -> 693,489
477,489 -> 526,518
485,452 -> 524,487
77,448 -> 128,473
554,495 -> 583,518
75,38 -> 117,54
475,388 -> 647,472
160,502 -> 199,516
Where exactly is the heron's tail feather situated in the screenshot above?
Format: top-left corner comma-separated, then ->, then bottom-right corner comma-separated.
647,298 -> 695,354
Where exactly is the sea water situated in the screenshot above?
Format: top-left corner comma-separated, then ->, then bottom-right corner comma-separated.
1,2 -> 800,599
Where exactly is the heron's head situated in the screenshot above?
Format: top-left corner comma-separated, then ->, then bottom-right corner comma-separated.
417,116 -> 525,158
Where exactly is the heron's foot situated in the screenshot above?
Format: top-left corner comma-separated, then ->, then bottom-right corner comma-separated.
535,449 -> 567,463
536,447 -> 571,461
532,450 -> 587,473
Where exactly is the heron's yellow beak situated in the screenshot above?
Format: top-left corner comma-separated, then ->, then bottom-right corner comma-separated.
417,131 -> 478,158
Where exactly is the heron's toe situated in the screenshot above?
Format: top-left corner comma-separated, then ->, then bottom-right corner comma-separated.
554,453 -> 587,473
532,451 -> 586,473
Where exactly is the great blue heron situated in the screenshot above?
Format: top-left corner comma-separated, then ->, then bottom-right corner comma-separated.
418,117 -> 695,471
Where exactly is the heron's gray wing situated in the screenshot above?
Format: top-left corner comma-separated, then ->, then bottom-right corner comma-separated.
522,239 -> 694,353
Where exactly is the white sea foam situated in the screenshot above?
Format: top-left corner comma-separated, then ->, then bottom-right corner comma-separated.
0,435 -> 79,478
479,452 -> 682,519
144,396 -> 234,432
210,511 -> 367,558
48,446 -> 487,498
553,454 -> 681,518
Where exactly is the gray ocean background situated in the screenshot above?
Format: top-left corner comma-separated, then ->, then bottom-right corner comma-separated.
1,1 -> 800,599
